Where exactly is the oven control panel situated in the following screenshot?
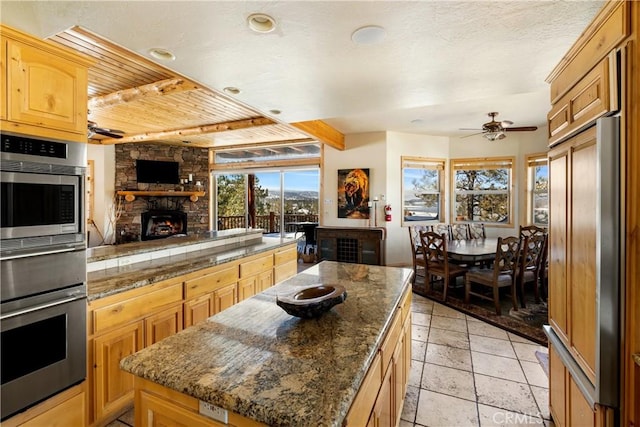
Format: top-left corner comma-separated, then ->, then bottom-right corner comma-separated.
1,134 -> 67,159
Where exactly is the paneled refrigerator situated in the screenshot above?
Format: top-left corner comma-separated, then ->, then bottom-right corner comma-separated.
544,115 -> 621,424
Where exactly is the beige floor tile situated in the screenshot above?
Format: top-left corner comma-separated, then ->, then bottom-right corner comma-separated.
508,332 -> 537,344
475,374 -> 539,415
428,327 -> 470,350
415,390 -> 479,427
408,360 -> 424,387
530,385 -> 551,420
412,311 -> 431,326
425,343 -> 472,371
412,339 -> 427,361
512,342 -> 547,362
421,362 -> 476,401
521,360 -> 549,388
430,315 -> 468,333
400,384 -> 419,423
432,302 -> 466,319
412,324 -> 430,342
118,408 -> 134,425
468,321 -> 510,340
467,314 -> 483,322
411,299 -> 433,314
472,352 -> 526,383
477,403 -> 546,426
470,335 -> 517,358
399,420 -> 414,427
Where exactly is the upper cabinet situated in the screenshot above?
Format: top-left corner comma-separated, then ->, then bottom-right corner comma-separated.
545,1 -> 629,147
1,25 -> 93,142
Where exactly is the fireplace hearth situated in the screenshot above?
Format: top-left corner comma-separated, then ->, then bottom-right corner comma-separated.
141,210 -> 187,241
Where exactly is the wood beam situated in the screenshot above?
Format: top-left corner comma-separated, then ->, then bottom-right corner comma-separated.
88,78 -> 200,110
95,117 -> 276,144
291,120 -> 345,150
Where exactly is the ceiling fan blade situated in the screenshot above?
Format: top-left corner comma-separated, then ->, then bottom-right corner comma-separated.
459,132 -> 483,139
505,126 -> 538,132
458,128 -> 483,131
94,129 -> 124,138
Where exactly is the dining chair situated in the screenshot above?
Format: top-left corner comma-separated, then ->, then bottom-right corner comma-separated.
464,236 -> 521,315
519,224 -> 547,239
518,233 -> 547,307
408,225 -> 430,285
419,230 -> 467,302
468,223 -> 486,239
431,223 -> 451,240
450,224 -> 470,240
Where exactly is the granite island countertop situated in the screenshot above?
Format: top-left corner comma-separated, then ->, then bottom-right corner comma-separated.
120,261 -> 413,427
87,236 -> 296,301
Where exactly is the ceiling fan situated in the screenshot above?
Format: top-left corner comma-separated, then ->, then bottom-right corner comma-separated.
460,112 -> 538,141
88,121 -> 125,139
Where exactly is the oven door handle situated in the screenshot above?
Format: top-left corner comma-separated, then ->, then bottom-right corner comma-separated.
0,295 -> 86,320
0,246 -> 78,261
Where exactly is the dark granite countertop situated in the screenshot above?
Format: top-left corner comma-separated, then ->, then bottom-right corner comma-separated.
87,236 -> 295,301
120,261 -> 413,427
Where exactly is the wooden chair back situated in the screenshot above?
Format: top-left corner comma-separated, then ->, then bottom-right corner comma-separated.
450,224 -> 470,240
493,236 -> 523,280
468,223 -> 486,239
431,223 -> 451,240
519,224 -> 547,239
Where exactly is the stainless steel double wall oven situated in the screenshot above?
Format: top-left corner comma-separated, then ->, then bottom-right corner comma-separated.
0,132 -> 87,420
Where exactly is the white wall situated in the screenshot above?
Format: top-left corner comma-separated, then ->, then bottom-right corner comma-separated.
87,144 -> 116,247
321,128 -> 549,267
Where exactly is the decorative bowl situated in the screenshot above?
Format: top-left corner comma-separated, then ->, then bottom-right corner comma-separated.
276,284 -> 347,319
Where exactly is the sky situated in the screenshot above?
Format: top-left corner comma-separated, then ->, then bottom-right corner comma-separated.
255,170 -> 319,192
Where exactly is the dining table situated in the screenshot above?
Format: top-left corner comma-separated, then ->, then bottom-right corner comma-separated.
446,237 -> 498,264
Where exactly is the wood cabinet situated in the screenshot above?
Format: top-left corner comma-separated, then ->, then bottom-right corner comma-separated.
545,2 -> 640,426
316,226 -> 385,265
1,382 -> 87,427
86,243 -> 296,426
0,24 -> 93,142
273,245 -> 297,284
88,278 -> 183,425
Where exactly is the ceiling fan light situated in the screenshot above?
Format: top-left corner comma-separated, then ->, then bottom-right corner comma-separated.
483,131 -> 505,141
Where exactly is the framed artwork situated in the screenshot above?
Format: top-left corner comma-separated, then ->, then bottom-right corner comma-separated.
338,168 -> 370,219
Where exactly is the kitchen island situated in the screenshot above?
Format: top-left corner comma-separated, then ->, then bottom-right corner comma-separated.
120,261 -> 413,426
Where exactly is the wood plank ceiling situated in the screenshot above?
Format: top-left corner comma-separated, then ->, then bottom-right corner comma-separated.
47,26 -> 343,151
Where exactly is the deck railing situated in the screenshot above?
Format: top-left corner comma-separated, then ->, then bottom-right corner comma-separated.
218,213 -> 318,233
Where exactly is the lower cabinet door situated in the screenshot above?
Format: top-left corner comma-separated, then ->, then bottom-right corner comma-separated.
371,365 -> 394,427
93,321 -> 144,421
145,305 -> 183,346
184,294 -> 213,328
213,283 -> 237,314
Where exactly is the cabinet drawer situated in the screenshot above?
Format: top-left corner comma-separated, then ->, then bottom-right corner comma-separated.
240,255 -> 273,278
92,281 -> 183,333
548,54 -> 617,146
399,288 -> 412,325
184,265 -> 239,299
274,246 -> 297,265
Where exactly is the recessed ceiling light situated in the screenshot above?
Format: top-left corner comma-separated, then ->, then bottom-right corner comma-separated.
351,25 -> 386,45
247,13 -> 276,33
269,109 -> 281,115
223,87 -> 241,95
148,48 -> 175,61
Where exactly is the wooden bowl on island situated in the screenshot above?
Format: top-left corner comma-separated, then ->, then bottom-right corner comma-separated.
276,284 -> 347,319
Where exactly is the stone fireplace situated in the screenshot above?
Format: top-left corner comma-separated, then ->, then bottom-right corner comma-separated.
141,210 -> 188,241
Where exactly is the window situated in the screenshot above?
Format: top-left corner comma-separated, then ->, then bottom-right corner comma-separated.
401,157 -> 445,225
526,153 -> 549,226
452,157 -> 514,225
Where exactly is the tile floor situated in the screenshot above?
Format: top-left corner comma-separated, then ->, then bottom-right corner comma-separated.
107,292 -> 552,427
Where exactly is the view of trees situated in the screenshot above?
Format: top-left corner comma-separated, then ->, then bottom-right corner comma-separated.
403,166 -> 441,221
454,168 -> 510,223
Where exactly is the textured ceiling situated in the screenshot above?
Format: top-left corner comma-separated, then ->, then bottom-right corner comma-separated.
0,1 -> 604,139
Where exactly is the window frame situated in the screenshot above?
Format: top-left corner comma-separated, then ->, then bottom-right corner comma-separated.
401,156 -> 446,226
525,153 -> 549,227
450,156 -> 515,226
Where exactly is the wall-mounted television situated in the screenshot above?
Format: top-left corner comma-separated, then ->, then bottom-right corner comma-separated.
136,159 -> 180,184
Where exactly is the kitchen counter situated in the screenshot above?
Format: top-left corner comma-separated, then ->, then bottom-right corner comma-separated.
87,235 -> 295,301
120,261 -> 413,426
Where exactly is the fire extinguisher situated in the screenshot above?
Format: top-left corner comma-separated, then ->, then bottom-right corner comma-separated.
384,204 -> 392,222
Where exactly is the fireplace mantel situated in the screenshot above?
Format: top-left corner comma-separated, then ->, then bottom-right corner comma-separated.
116,190 -> 205,202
